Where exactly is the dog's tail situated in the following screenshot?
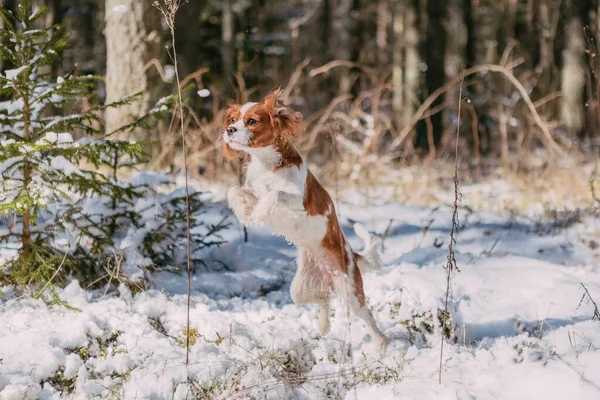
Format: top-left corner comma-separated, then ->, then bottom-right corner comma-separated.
353,223 -> 383,273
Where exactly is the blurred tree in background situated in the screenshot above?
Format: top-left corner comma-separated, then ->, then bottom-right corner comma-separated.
0,0 -> 598,176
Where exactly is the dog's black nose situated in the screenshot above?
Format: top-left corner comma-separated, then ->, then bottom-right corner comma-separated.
227,126 -> 237,135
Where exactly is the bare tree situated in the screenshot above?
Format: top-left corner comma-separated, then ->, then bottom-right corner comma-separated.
333,0 -> 353,96
392,0 -> 419,135
391,0 -> 404,131
421,0 -> 447,150
104,0 -> 161,138
376,0 -> 390,66
404,2 -> 419,133
561,17 -> 587,139
221,0 -> 235,98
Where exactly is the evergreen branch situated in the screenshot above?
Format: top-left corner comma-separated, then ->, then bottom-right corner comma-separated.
103,93 -> 180,139
0,6 -> 15,33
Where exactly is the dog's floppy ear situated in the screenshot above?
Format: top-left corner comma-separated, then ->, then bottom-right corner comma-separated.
222,103 -> 243,160
264,88 -> 306,142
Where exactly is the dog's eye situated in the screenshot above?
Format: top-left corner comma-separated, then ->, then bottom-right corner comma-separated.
230,117 -> 235,124
247,118 -> 257,126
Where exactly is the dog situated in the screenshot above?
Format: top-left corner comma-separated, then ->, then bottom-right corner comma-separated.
223,89 -> 387,346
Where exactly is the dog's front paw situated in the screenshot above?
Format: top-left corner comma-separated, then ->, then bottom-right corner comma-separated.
227,186 -> 258,225
250,193 -> 276,224
250,191 -> 307,226
318,307 -> 331,335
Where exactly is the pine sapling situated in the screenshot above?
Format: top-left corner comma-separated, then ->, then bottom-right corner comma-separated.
0,2 -> 189,286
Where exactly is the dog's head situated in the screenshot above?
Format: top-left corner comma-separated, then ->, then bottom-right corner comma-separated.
222,89 -> 306,159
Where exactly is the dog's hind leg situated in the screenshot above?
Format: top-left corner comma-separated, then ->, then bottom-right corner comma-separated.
346,265 -> 388,347
326,250 -> 388,347
290,249 -> 332,334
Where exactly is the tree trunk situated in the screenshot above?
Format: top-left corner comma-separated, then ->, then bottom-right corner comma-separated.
444,0 -> 466,152
391,0 -> 404,131
31,0 -> 55,28
333,0 -> 353,96
221,0 -> 235,98
561,17 -> 586,139
463,0 -> 475,68
446,0 -> 465,82
63,0 -> 102,76
351,0 -> 363,95
104,0 -> 161,138
419,0 -> 446,150
536,0 -> 555,93
22,71 -> 32,265
376,0 -> 390,66
404,1 -> 419,130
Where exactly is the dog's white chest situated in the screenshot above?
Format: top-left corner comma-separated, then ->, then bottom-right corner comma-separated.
245,158 -> 308,199
246,161 -> 278,196
243,157 -> 327,247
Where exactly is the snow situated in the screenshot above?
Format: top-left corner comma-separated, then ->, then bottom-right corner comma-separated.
197,88 -> 211,98
40,132 -> 73,144
4,66 -> 27,81
164,65 -> 175,81
111,5 -> 128,13
49,156 -> 82,176
1,185 -> 600,399
0,98 -> 24,116
149,96 -> 171,114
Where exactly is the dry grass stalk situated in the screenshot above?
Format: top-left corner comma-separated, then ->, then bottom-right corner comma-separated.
578,283 -> 600,323
153,0 -> 192,365
439,75 -> 464,384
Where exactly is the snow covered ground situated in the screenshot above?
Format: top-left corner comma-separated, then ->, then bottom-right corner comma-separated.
1,184 -> 600,399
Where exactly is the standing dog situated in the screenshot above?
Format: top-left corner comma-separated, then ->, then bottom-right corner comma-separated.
223,89 -> 387,346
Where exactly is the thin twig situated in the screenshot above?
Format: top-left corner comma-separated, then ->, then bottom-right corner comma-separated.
439,75 -> 464,384
387,63 -> 566,159
309,60 -> 376,80
141,58 -> 173,83
303,94 -> 353,152
380,219 -> 394,252
578,283 -> 600,323
35,212 -> 70,297
282,58 -> 311,102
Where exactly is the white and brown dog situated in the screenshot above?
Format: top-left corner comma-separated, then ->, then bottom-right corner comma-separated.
223,89 -> 387,346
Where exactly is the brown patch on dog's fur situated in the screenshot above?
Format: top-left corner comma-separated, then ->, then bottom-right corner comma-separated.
303,172 -> 345,273
273,142 -> 303,170
352,252 -> 366,306
303,172 -> 366,305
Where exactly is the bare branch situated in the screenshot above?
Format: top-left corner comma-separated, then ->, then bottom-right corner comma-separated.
388,63 -> 566,159
578,283 -> 600,323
